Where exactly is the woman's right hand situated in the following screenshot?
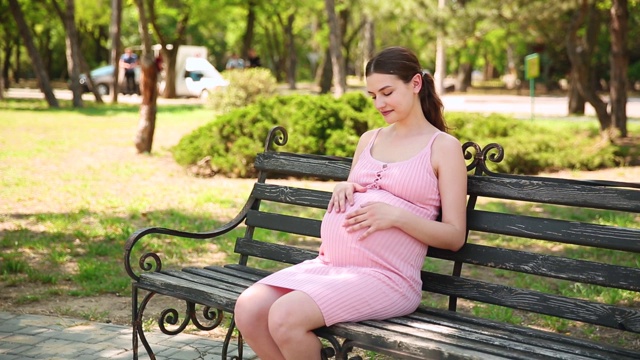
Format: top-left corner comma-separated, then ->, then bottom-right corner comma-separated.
327,182 -> 367,213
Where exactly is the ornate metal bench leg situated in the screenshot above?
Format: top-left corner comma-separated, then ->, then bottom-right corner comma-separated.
133,287 -> 157,360
223,316 -> 242,360
132,284 -> 139,360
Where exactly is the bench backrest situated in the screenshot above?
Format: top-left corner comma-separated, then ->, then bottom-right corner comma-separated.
235,127 -> 640,339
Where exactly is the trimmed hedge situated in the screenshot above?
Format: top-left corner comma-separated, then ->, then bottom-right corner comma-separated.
172,92 -> 622,177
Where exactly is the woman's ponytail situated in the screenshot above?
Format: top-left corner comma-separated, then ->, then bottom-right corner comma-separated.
419,72 -> 447,132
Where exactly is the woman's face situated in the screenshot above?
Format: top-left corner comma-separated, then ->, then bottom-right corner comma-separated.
366,73 -> 421,124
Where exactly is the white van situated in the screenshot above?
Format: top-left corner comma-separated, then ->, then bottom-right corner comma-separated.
183,57 -> 229,99
158,45 -> 229,98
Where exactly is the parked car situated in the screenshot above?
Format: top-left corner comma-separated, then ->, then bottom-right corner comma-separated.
182,57 -> 229,99
77,65 -> 140,95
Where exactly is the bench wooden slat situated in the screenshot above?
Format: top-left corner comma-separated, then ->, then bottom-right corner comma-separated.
251,183 -> 331,208
364,318 -> 590,360
427,244 -> 640,291
468,176 -> 640,212
255,152 -> 351,180
234,237 -> 318,264
181,267 -> 256,288
324,321 -> 522,360
421,272 -> 640,332
221,264 -> 273,279
245,209 -> 321,238
139,272 -> 238,312
161,270 -> 248,295
468,210 -> 640,252
412,308 -> 640,360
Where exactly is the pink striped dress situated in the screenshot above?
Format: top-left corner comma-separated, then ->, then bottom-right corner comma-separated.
257,129 -> 443,326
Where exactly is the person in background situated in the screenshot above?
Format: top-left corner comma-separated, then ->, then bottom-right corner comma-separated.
233,46 -> 468,360
119,48 -> 138,95
225,53 -> 244,70
247,48 -> 262,68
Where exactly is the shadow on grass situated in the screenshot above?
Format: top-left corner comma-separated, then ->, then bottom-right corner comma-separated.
0,209 -> 244,297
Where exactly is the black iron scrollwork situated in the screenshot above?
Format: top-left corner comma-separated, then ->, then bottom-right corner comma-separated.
463,141 -> 504,175
134,294 -> 228,359
158,302 -> 225,335
264,126 -> 288,152
192,306 -> 224,331
159,306 -> 190,335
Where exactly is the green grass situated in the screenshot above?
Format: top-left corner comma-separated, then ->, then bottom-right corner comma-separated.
0,99 -> 247,301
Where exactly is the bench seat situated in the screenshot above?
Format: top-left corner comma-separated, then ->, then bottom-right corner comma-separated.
136,263 -> 639,360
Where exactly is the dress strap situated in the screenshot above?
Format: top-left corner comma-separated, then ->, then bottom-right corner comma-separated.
426,131 -> 443,150
366,128 -> 384,150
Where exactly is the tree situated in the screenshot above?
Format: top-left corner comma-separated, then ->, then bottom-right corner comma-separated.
47,0 -> 106,104
48,0 -> 84,107
110,0 -> 122,103
609,0 -> 629,137
147,0 -> 190,99
566,0 -> 630,140
8,0 -> 59,108
133,0 -> 159,153
324,0 -> 346,97
434,0 -> 446,95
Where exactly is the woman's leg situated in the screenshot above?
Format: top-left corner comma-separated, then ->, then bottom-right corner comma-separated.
234,284 -> 290,360
268,291 -> 326,360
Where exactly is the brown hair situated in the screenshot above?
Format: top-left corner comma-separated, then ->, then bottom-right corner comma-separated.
365,46 -> 448,132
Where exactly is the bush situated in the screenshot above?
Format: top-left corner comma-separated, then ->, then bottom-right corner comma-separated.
173,92 -> 381,177
206,67 -> 278,114
174,92 -> 624,178
446,112 -> 619,174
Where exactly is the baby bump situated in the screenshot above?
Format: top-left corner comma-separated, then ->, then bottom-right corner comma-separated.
320,190 -> 429,268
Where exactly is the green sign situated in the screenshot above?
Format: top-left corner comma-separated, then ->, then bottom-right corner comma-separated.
525,53 -> 540,79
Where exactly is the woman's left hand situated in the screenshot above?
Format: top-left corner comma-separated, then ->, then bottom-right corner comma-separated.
343,202 -> 398,240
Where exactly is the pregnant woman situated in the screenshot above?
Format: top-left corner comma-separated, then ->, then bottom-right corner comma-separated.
234,46 -> 468,360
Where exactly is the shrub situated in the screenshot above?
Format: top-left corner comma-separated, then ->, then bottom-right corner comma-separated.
174,92 -> 624,178
446,112 -> 619,174
206,67 -> 278,114
173,92 -> 381,177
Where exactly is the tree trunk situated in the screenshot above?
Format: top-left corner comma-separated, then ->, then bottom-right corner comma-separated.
434,0 -> 446,95
110,0 -> 122,103
51,0 -> 102,104
8,0 -> 59,108
0,66 -> 4,100
456,63 -> 472,92
568,67 -> 586,114
566,0 -> 611,138
134,0 -> 158,154
609,0 -> 628,138
160,46 -> 179,98
63,0 -> 83,108
2,42 -> 10,89
324,0 -> 346,97
317,47 -> 333,94
284,13 -> 296,90
242,0 -> 257,58
362,16 -> 375,78
147,0 -> 189,99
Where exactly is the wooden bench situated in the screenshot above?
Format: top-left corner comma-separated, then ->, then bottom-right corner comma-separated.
124,126 -> 640,360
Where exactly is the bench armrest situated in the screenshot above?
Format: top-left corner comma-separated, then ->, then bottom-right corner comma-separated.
124,206 -> 249,281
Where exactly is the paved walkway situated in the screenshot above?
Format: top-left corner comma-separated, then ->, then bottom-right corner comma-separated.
0,311 -> 257,360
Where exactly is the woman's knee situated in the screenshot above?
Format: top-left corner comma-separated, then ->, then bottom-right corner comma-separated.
235,284 -> 286,332
268,291 -> 324,343
234,287 -> 267,331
